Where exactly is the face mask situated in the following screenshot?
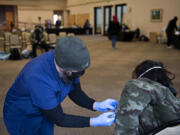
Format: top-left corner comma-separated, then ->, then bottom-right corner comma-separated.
61,70 -> 85,83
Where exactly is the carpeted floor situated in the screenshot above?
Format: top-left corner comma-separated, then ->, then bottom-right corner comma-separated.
0,35 -> 180,135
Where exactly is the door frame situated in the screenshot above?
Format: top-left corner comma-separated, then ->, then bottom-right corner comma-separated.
0,5 -> 17,30
94,7 -> 102,34
115,4 -> 127,25
103,5 -> 113,35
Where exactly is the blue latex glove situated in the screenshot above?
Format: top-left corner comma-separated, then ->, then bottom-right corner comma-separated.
94,98 -> 118,112
90,112 -> 116,127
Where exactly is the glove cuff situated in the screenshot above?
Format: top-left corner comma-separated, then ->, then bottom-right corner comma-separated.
90,117 -> 97,127
93,102 -> 97,111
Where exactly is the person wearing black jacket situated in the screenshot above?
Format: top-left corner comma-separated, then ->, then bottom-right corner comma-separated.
108,16 -> 121,49
166,16 -> 178,48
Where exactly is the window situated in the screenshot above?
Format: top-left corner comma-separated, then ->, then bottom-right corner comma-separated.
53,14 -> 62,25
115,4 -> 127,25
53,10 -> 63,26
94,7 -> 102,34
104,6 -> 113,35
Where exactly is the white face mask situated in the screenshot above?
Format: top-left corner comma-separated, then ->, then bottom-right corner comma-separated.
138,66 -> 162,78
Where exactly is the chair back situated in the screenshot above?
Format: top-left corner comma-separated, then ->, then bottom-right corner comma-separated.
48,34 -> 57,43
25,32 -> 31,44
67,33 -> 75,36
0,31 -> 4,47
59,32 -> 66,37
43,32 -> 48,42
10,34 -> 20,45
4,32 -> 11,43
0,30 -> 4,37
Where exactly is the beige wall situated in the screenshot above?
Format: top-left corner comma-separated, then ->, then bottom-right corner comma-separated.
67,0 -> 180,36
128,0 -> 180,36
1,0 -> 179,35
18,8 -> 53,29
0,0 -> 66,29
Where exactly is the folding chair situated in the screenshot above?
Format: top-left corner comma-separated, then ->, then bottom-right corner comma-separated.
24,32 -> 31,47
4,32 -> 11,52
58,32 -> 66,38
67,33 -> 75,36
0,31 -> 4,49
0,31 -> 4,47
43,32 -> 49,43
48,33 -> 57,48
9,34 -> 23,52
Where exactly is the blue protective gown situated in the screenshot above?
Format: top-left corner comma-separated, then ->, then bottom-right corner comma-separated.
3,50 -> 79,135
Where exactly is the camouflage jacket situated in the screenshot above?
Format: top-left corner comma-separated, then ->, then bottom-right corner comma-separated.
115,78 -> 180,135
30,32 -> 46,44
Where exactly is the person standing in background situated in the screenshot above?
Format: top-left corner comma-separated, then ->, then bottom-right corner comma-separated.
166,16 -> 178,48
108,16 -> 121,49
55,19 -> 61,29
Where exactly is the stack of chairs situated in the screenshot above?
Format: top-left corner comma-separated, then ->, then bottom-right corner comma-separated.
4,32 -> 12,52
0,31 -> 4,49
22,31 -> 31,48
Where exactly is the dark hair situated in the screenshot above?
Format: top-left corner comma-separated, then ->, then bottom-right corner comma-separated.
174,16 -> 178,21
134,60 -> 175,88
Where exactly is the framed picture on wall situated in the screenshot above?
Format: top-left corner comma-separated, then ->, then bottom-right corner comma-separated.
151,9 -> 163,22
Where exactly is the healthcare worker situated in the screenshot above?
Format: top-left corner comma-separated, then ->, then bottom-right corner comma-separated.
3,36 -> 118,135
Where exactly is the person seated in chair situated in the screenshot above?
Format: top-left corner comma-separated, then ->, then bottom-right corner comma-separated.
30,25 -> 49,58
115,60 -> 180,135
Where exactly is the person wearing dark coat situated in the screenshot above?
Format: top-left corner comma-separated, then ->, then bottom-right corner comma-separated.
166,16 -> 178,48
55,20 -> 61,29
108,16 -> 121,49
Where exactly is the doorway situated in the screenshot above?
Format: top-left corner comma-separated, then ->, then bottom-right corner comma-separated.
0,5 -> 17,31
6,12 -> 13,31
53,10 -> 63,28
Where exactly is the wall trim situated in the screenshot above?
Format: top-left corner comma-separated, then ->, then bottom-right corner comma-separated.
67,0 -> 120,8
